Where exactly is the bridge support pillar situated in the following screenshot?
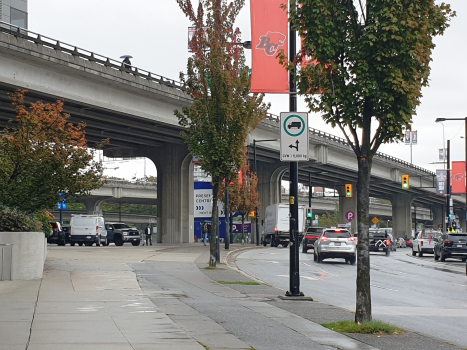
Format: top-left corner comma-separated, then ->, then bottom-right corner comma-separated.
391,193 -> 415,239
80,198 -> 107,215
149,143 -> 190,244
431,204 -> 445,232
256,162 -> 287,244
338,185 -> 357,236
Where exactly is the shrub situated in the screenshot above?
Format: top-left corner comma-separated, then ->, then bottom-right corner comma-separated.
0,205 -> 43,233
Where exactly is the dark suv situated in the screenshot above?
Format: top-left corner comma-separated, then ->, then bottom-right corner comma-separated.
302,227 -> 325,253
105,222 -> 141,246
434,233 -> 467,262
47,222 -> 67,246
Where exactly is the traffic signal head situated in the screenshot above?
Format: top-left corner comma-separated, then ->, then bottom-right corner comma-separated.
345,184 -> 353,198
306,208 -> 312,218
402,175 -> 410,189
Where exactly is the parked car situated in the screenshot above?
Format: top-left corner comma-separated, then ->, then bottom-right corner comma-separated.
302,227 -> 325,253
369,229 -> 392,256
69,214 -> 108,246
47,222 -> 66,246
434,233 -> 467,262
105,222 -> 141,246
314,228 -> 356,265
406,238 -> 413,248
412,229 -> 442,257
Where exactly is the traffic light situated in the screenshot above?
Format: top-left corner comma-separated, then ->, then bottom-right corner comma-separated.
345,184 -> 352,198
402,175 -> 410,189
306,208 -> 312,218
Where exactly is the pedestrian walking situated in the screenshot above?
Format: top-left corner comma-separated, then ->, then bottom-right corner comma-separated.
145,224 -> 152,245
202,222 -> 208,246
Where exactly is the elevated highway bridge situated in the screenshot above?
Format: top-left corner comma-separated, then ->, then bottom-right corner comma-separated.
0,23 -> 460,242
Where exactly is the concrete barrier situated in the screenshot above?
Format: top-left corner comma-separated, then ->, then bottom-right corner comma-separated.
0,232 -> 47,280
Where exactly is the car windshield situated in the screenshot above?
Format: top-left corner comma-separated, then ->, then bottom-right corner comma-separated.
112,224 -> 132,229
418,232 -> 441,239
306,228 -> 323,234
447,234 -> 467,242
324,231 -> 350,238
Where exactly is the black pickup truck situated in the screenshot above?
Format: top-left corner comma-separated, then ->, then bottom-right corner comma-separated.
369,229 -> 393,256
105,222 -> 141,246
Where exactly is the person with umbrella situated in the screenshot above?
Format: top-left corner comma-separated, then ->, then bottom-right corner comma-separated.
121,55 -> 132,70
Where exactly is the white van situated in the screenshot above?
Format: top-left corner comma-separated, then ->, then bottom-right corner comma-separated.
69,214 -> 108,246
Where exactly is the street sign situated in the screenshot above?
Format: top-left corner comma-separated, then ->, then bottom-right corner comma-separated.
345,211 -> 355,222
372,217 -> 379,225
315,214 -> 319,221
280,112 -> 309,161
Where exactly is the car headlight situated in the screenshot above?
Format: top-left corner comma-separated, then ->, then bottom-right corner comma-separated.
123,232 -> 128,236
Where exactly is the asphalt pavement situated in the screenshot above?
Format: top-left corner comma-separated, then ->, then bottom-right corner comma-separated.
0,243 -> 463,350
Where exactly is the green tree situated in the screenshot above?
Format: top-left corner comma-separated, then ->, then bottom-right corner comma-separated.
220,159 -> 260,243
284,0 -> 455,322
0,91 -> 107,213
176,0 -> 269,266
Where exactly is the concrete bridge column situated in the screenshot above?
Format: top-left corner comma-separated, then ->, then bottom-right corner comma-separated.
337,185 -> 357,236
256,162 -> 287,243
80,198 -> 108,215
431,203 -> 445,232
148,143 -> 190,244
391,193 -> 415,239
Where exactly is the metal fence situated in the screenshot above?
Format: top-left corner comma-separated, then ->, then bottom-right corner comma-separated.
0,244 -> 12,281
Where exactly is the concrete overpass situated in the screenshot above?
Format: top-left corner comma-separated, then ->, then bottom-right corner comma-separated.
0,22 -> 462,242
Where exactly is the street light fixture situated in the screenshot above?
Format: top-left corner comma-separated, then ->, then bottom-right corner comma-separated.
253,138 -> 279,246
435,117 -> 467,231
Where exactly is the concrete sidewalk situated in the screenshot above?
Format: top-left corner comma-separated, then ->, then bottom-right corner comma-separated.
0,243 -> 461,350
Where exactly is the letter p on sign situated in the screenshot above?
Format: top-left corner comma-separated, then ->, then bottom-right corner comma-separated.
346,211 -> 355,222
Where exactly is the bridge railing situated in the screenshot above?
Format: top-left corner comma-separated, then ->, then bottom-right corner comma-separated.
0,21 -> 187,92
266,113 -> 434,175
104,179 -> 157,189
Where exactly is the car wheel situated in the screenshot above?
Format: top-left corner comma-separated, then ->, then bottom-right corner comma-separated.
385,249 -> 391,257
282,243 -> 288,248
70,242 -> 75,246
412,248 -> 416,256
131,240 -> 140,246
440,250 -> 446,262
349,257 -> 356,265
419,249 -> 423,257
434,249 -> 439,261
78,242 -> 83,246
115,237 -> 123,246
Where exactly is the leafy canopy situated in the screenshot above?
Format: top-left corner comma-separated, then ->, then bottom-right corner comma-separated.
175,0 -> 269,183
284,0 -> 455,158
0,91 -> 107,213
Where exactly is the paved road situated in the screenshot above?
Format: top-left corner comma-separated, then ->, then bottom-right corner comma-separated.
235,246 -> 467,348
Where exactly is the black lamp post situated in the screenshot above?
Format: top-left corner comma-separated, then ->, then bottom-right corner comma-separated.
253,138 -> 279,246
436,117 -> 467,231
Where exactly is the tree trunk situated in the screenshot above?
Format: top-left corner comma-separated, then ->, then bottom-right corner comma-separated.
355,156 -> 372,323
210,178 -> 220,267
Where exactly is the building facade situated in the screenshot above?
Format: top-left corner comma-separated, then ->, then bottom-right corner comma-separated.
1,0 -> 27,29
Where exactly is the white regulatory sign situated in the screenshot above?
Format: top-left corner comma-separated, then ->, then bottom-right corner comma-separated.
280,112 -> 309,161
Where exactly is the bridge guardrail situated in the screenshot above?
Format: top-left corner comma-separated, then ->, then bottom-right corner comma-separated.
0,21 -> 187,93
266,113 -> 434,175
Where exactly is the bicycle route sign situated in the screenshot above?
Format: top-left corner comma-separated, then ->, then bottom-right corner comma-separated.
280,112 -> 309,161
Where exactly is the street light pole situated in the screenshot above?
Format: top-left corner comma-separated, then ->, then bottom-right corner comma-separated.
435,117 -> 467,231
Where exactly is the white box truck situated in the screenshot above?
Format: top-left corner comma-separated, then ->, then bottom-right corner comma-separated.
262,204 -> 305,247
70,214 -> 108,246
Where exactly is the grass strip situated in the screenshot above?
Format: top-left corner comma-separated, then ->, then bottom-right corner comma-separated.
322,320 -> 403,335
217,281 -> 261,285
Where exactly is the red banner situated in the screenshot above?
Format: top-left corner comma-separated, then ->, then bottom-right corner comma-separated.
250,0 -> 288,93
451,161 -> 466,194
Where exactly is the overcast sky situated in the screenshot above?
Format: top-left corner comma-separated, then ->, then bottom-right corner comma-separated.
29,1 -> 467,181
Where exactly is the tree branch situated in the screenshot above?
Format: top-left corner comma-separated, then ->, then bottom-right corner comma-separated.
337,121 -> 360,156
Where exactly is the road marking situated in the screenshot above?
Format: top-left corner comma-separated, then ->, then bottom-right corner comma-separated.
302,276 -> 320,281
371,284 -> 398,292
269,261 -> 280,264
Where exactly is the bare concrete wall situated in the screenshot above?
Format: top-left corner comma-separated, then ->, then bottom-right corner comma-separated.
0,232 -> 47,280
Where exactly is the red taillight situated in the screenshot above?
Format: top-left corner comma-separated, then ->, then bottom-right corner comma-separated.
305,235 -> 319,240
444,239 -> 453,244
335,229 -> 341,232
386,239 -> 391,246
321,236 -> 329,241
348,237 -> 356,241
274,227 -> 278,233
420,241 -> 423,246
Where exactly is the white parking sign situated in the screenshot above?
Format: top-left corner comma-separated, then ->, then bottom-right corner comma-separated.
280,112 -> 309,161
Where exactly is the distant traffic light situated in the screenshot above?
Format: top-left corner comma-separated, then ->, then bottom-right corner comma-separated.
345,184 -> 353,198
306,208 -> 312,218
402,175 -> 410,189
